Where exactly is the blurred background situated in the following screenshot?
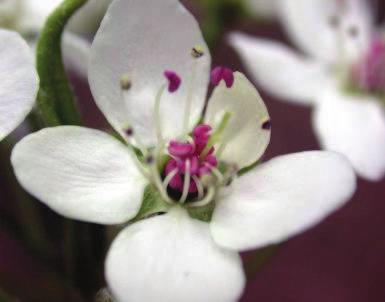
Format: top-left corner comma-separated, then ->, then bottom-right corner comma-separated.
0,0 -> 384,301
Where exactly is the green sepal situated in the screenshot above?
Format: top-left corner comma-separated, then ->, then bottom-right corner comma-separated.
130,185 -> 172,223
36,0 -> 88,126
239,160 -> 260,176
131,185 -> 217,223
187,201 -> 215,223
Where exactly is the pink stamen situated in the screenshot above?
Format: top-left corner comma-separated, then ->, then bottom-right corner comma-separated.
168,140 -> 194,158
211,66 -> 235,88
163,124 -> 218,194
164,70 -> 181,93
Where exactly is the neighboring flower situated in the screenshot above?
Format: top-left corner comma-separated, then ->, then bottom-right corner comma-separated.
0,0 -> 112,77
229,0 -> 385,181
0,29 -> 38,141
12,0 -> 356,301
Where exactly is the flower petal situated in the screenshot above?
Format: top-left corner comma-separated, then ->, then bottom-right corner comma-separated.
211,151 -> 356,251
89,0 -> 211,146
106,207 -> 245,302
62,32 -> 91,78
11,126 -> 147,225
313,89 -> 385,181
0,29 -> 38,141
229,33 -> 331,104
205,72 -> 271,169
279,0 -> 373,63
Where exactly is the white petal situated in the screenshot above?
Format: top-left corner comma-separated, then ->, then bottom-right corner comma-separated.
211,151 -> 356,251
279,0 -> 373,63
246,0 -> 277,19
11,126 -> 147,225
89,0 -> 211,147
106,207 -> 245,302
313,89 -> 385,181
67,0 -> 111,35
0,29 -> 38,141
62,31 -> 91,78
205,72 -> 271,169
229,33 -> 331,104
18,0 -> 63,32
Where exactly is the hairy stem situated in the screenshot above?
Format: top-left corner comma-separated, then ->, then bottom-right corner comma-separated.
36,0 -> 88,126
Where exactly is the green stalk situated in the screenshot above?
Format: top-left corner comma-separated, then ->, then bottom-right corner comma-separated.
200,0 -> 247,50
36,0 -> 88,126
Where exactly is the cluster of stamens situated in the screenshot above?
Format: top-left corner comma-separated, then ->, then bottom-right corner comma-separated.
120,46 -> 237,207
165,125 -> 218,200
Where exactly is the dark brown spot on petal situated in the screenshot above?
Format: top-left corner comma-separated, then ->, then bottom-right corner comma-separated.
125,128 -> 134,137
191,46 -> 204,58
262,120 -> 271,130
146,155 -> 155,165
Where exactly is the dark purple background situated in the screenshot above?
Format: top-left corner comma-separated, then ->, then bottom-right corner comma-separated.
1,0 -> 385,301
211,4 -> 385,302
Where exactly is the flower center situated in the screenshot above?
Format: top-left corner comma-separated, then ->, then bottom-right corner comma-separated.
164,124 -> 218,202
351,36 -> 385,94
120,46 -> 236,207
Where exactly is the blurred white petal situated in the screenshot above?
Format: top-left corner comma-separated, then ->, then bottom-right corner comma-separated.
62,31 -> 91,78
279,0 -> 373,63
313,89 -> 385,181
229,33 -> 331,104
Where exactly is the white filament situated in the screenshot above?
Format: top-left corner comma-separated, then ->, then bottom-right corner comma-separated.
179,159 -> 191,204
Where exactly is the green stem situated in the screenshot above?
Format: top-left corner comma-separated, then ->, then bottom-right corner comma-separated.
36,0 -> 88,126
200,0 -> 247,50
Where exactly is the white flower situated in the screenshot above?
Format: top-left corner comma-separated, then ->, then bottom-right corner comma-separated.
12,0 -> 356,301
0,0 -> 112,77
0,29 -> 38,141
229,0 -> 385,181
